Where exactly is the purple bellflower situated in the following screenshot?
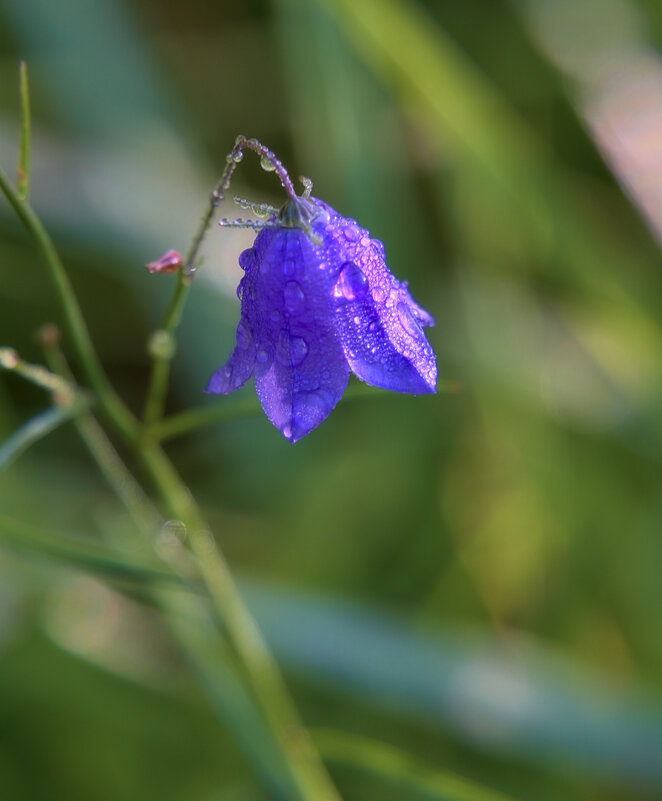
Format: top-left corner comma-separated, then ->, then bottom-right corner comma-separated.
206,137 -> 436,442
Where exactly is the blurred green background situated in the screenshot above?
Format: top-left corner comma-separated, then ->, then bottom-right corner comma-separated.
1,0 -> 662,799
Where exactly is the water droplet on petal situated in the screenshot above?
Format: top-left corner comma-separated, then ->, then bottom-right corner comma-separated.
353,316 -> 361,325
338,262 -> 368,301
283,281 -> 305,315
260,155 -> 276,172
238,249 -> 253,270
372,286 -> 386,303
368,321 -> 379,333
344,223 -> 361,242
283,259 -> 295,276
397,301 -> 423,338
270,310 -> 281,323
282,423 -> 293,439
290,336 -> 308,366
236,320 -> 252,349
257,349 -> 269,363
236,280 -> 244,300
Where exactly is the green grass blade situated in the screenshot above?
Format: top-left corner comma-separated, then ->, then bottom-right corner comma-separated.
314,728 -> 519,801
17,60 -> 31,201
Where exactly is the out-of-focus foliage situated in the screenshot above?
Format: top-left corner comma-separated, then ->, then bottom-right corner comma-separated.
1,1 -> 662,799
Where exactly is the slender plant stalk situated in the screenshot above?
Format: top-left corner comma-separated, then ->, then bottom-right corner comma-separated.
0,168 -> 137,442
17,61 -> 30,201
0,404 -> 84,470
41,339 -> 162,537
151,396 -> 262,442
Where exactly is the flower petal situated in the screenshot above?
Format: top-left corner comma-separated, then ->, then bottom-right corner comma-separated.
249,227 -> 350,442
205,317 -> 256,394
320,206 -> 437,394
335,291 -> 436,393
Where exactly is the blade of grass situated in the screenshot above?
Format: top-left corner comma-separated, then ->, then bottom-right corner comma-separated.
17,60 -> 31,201
313,728 -> 519,801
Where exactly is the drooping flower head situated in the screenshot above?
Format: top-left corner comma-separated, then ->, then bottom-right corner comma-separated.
206,136 -> 436,442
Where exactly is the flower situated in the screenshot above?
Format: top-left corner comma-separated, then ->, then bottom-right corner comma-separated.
206,176 -> 436,443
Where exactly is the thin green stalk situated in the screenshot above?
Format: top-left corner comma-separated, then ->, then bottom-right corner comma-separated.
141,273 -> 193,425
17,61 -> 31,201
151,396 -> 261,441
141,169 -> 223,426
0,346 -> 76,400
0,168 -> 138,442
42,339 -> 161,537
137,440 -> 343,801
0,404 -> 85,470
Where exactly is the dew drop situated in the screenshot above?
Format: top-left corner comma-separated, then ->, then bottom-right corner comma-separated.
270,310 -> 281,323
290,336 -> 308,366
283,259 -> 295,276
368,321 -> 379,333
260,155 -> 276,172
236,280 -> 244,300
257,349 -> 269,363
360,236 -> 370,246
282,423 -> 293,439
344,222 -> 361,242
353,316 -> 361,325
283,281 -> 305,315
372,286 -> 386,303
397,301 -> 423,338
238,248 -> 253,270
338,262 -> 368,301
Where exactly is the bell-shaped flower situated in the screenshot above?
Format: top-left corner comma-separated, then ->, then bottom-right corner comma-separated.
206,142 -> 436,442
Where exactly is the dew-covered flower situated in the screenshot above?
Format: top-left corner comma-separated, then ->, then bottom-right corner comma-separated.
206,139 -> 436,442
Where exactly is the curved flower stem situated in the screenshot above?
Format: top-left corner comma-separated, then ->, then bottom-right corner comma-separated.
141,135 -> 297,427
0,167 -> 138,442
